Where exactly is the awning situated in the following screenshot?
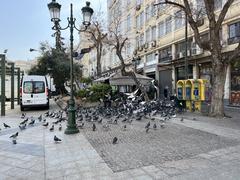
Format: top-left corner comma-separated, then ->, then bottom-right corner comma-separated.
109,72 -> 153,86
94,73 -> 115,82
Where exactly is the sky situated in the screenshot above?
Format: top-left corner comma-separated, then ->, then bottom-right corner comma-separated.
0,0 -> 107,61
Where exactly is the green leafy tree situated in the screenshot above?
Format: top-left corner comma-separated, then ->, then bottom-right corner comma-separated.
29,43 -> 82,94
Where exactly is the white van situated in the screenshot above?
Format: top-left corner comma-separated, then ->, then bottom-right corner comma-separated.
20,75 -> 49,111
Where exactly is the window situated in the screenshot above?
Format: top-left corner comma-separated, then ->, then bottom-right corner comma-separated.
151,26 -> 156,41
140,34 -> 144,46
136,15 -> 140,29
166,17 -> 172,34
151,2 -> 156,16
137,0 -> 143,6
159,46 -> 172,62
156,0 -> 166,13
174,10 -> 184,30
146,28 -> 151,43
158,21 -> 165,37
23,81 -> 45,94
214,0 -> 222,10
140,11 -> 144,27
228,22 -> 240,44
127,15 -> 131,31
146,6 -> 150,21
196,0 -> 206,17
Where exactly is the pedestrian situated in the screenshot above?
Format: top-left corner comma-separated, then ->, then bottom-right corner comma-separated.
163,86 -> 169,99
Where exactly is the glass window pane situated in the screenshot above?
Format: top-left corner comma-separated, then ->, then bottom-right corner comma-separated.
23,82 -> 33,94
34,81 -> 45,94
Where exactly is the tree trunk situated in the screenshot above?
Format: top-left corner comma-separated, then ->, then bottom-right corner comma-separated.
210,54 -> 227,117
96,47 -> 102,77
116,51 -> 149,101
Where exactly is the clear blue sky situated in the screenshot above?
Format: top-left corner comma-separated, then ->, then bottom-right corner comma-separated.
0,0 -> 107,61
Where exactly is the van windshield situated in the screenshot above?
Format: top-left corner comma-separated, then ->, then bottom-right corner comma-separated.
23,81 -> 45,94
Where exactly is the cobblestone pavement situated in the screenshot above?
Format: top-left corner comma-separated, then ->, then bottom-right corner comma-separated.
0,100 -> 240,179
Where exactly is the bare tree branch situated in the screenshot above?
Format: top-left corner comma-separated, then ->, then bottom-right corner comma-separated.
216,0 -> 234,31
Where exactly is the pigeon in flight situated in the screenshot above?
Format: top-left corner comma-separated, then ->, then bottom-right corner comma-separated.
54,135 -> 62,143
112,137 -> 118,144
3,123 -> 11,128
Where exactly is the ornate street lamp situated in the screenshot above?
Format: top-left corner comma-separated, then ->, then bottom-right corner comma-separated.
48,0 -> 94,134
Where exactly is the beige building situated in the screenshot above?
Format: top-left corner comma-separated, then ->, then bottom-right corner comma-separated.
105,0 -> 240,106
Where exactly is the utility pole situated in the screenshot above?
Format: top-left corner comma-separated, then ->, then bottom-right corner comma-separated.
1,54 -> 6,116
17,68 -> 20,105
10,63 -> 15,109
185,12 -> 188,80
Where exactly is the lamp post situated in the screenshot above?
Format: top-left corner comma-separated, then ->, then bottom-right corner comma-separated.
48,0 -> 93,134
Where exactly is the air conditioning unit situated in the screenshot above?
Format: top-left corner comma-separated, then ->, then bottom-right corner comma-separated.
136,4 -> 141,11
179,52 -> 183,58
151,40 -> 156,48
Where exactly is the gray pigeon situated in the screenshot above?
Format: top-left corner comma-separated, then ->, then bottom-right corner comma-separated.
112,137 -> 118,144
54,135 -> 61,143
9,132 -> 18,139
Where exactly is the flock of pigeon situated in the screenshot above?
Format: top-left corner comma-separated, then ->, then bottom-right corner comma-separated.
1,111 -> 65,144
73,98 -> 183,144
1,98 -> 183,145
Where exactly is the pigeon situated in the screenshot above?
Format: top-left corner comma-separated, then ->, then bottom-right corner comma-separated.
3,123 -> 11,128
98,119 -> 103,124
153,123 -> 157,130
19,124 -> 26,130
12,139 -> 17,144
122,118 -> 127,122
59,124 -> 62,131
136,116 -> 142,121
160,124 -> 165,128
9,132 -> 18,138
20,118 -> 28,125
146,127 -> 150,133
28,120 -> 35,126
43,122 -> 49,127
180,117 -> 184,122
123,125 -> 127,131
78,123 -> 84,129
92,123 -> 96,131
112,137 -> 118,144
113,119 -> 118,124
145,122 -> 150,129
54,135 -> 61,143
38,115 -> 42,122
49,125 -> 54,131
21,113 -> 26,119
151,117 -> 155,121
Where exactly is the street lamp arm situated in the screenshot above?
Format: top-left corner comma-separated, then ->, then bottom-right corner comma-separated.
154,0 -> 185,11
73,23 -> 88,32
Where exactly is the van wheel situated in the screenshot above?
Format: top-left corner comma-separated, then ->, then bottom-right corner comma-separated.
20,105 -> 24,111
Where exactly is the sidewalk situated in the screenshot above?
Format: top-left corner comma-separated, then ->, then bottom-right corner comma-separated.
0,100 -> 240,179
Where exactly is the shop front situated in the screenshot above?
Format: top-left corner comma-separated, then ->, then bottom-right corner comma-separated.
230,62 -> 240,106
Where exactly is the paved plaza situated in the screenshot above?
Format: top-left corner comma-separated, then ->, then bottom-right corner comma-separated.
0,100 -> 240,179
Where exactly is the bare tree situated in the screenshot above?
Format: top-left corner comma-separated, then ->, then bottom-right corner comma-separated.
86,12 -> 107,77
155,0 -> 239,117
105,6 -> 149,101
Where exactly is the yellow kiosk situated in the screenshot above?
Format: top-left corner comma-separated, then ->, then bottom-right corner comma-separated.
185,80 -> 193,110
176,80 -> 185,100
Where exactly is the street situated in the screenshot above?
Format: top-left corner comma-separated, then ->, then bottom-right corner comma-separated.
0,100 -> 240,179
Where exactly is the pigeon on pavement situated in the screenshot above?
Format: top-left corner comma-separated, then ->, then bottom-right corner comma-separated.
3,123 -> 11,128
54,135 -> 62,143
9,132 -> 18,138
112,137 -> 118,144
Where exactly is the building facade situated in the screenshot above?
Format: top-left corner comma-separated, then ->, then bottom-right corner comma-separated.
105,0 -> 240,106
